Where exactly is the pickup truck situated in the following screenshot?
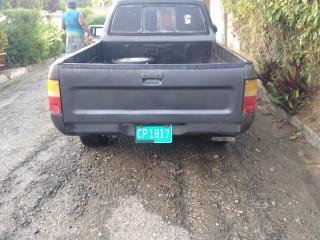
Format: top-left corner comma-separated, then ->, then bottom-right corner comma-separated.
48,0 -> 257,147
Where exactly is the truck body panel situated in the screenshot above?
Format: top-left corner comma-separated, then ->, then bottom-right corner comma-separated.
48,0 -> 257,144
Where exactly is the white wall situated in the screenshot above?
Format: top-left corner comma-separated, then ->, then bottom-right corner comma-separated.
209,0 -> 224,43
209,0 -> 240,50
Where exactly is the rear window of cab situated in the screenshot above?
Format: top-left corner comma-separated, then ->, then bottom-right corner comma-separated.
110,5 -> 207,34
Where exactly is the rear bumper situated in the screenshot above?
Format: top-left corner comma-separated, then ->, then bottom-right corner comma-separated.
240,113 -> 255,133
51,113 -> 255,137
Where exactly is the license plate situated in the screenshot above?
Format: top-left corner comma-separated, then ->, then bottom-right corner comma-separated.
135,125 -> 172,143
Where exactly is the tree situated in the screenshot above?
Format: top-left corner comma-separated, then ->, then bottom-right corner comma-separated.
0,0 -> 44,9
21,0 -> 44,9
90,0 -> 112,8
45,0 -> 60,12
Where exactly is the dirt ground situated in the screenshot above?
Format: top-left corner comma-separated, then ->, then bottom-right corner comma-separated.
0,67 -> 320,240
296,94 -> 320,136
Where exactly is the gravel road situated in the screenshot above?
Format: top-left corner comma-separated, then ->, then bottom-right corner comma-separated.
0,67 -> 320,240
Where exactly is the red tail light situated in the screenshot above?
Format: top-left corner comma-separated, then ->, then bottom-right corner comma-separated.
48,80 -> 62,114
243,80 -> 257,114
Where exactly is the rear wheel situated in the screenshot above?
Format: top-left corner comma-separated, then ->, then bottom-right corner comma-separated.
79,134 -> 108,147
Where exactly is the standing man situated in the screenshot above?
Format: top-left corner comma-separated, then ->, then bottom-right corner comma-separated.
62,0 -> 92,54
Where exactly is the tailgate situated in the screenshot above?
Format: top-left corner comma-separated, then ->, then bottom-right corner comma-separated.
60,64 -> 245,124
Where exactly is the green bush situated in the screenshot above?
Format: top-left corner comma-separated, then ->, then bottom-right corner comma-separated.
0,0 -> 44,10
39,19 -> 64,58
0,12 -> 7,52
3,9 -> 63,67
0,23 -> 7,52
86,13 -> 106,25
78,7 -> 106,25
3,9 -> 46,66
259,62 -> 318,113
78,7 -> 94,20
222,0 -> 319,68
222,0 -> 320,114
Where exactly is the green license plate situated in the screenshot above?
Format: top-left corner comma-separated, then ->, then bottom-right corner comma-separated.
135,125 -> 172,143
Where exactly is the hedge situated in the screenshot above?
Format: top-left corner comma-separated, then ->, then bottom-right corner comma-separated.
223,0 -> 319,67
222,0 -> 319,113
2,8 -> 64,67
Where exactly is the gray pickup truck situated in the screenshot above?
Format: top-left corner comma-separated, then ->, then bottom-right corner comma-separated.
48,0 -> 257,147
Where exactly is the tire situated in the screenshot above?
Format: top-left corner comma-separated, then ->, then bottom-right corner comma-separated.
79,134 -> 108,147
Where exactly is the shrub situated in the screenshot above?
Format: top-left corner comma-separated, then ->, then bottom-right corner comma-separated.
87,13 -> 106,25
222,0 -> 319,72
3,9 -> 63,67
0,13 -> 7,52
78,7 -> 94,20
259,61 -> 278,90
78,7 -> 106,25
0,25 -> 7,52
3,9 -> 46,66
223,0 -> 320,114
259,62 -> 318,113
39,19 -> 64,58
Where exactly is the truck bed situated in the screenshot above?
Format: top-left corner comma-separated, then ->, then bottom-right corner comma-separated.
62,42 -> 244,65
50,42 -> 255,136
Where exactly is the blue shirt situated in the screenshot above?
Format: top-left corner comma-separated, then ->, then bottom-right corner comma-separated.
62,9 -> 85,35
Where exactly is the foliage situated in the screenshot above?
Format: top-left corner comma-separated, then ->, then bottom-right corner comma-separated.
0,29 -> 7,52
222,0 -> 320,114
1,0 -> 68,11
0,0 -> 44,9
78,7 -> 106,25
78,7 -> 94,20
259,62 -> 318,113
222,0 -> 320,71
90,0 -> 112,8
39,19 -> 64,58
3,9 -> 63,67
0,16 -> 7,52
3,9 -> 44,66
259,61 -> 279,90
86,13 -> 106,25
0,0 -> 9,9
45,0 -> 62,12
68,0 -> 91,8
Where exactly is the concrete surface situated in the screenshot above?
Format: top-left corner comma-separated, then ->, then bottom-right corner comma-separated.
0,58 -> 55,85
0,74 -> 8,85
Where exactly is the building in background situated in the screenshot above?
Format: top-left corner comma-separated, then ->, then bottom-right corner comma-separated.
43,10 -> 63,27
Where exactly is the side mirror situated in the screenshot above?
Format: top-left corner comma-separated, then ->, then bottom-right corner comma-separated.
212,25 -> 218,33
